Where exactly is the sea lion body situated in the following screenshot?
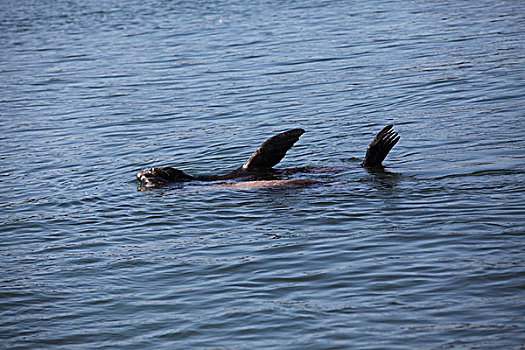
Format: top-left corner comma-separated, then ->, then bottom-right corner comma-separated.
136,126 -> 399,189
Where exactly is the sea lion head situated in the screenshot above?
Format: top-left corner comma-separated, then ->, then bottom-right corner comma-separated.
137,167 -> 194,188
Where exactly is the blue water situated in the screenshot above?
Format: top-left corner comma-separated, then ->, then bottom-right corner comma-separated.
1,0 -> 524,348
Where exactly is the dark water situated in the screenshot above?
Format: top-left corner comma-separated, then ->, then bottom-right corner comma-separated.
1,0 -> 524,348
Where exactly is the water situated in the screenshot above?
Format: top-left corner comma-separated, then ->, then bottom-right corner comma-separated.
1,0 -> 524,348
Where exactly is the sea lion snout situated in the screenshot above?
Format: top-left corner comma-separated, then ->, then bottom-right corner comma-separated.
136,170 -> 148,182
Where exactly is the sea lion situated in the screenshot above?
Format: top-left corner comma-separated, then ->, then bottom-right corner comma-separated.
136,125 -> 399,189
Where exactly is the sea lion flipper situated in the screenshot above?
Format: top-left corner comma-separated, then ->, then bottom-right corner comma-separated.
242,129 -> 305,170
361,125 -> 400,168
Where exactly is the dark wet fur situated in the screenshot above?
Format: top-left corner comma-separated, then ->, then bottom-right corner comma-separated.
136,125 -> 399,189
361,125 -> 400,168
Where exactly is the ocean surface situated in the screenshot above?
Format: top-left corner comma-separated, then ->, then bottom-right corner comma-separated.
1,0 -> 524,348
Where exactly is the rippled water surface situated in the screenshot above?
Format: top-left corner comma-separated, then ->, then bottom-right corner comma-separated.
1,0 -> 524,348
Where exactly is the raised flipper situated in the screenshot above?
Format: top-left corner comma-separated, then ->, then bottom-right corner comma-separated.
242,129 -> 305,170
362,125 -> 400,168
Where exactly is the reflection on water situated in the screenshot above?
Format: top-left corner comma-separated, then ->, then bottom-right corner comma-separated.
363,166 -> 402,190
1,0 -> 524,349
